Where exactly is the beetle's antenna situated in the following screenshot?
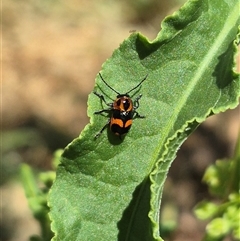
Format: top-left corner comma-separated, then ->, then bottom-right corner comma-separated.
127,74 -> 148,94
99,73 -> 120,95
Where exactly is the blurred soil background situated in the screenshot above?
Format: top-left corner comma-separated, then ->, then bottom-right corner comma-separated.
2,0 -> 239,241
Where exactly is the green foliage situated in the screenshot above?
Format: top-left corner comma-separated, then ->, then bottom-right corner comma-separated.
48,0 -> 240,240
21,150 -> 62,241
194,135 -> 240,241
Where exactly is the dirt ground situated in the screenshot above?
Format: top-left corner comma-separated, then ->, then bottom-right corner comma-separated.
2,0 -> 239,241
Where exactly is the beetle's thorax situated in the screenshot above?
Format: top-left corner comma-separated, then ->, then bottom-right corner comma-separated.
113,95 -> 133,112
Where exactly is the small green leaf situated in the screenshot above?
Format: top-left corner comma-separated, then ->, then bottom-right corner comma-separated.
233,225 -> 240,240
194,201 -> 219,220
229,193 -> 240,202
21,163 -> 53,240
21,163 -> 40,200
49,0 -> 240,240
206,218 -> 231,238
203,161 -> 232,198
225,202 -> 240,239
203,158 -> 239,198
203,165 -> 220,187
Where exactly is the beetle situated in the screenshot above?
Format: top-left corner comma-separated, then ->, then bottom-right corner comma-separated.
93,73 -> 147,139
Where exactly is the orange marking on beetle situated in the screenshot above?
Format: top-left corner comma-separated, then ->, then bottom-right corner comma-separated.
125,119 -> 132,128
110,118 -> 124,128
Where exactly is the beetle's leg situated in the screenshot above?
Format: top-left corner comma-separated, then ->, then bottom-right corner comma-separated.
94,109 -> 110,115
94,119 -> 110,139
133,94 -> 142,110
133,111 -> 145,119
93,91 -> 113,138
93,91 -> 112,107
133,94 -> 145,118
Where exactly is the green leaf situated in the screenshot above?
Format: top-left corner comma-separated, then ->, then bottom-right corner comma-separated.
233,225 -> 240,240
21,163 -> 53,240
225,199 -> 240,239
48,0 -> 240,240
206,218 -> 231,238
203,160 -> 232,198
194,201 -> 219,220
203,156 -> 239,198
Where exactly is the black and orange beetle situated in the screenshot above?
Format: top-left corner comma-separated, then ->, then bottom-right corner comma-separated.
94,73 -> 147,139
